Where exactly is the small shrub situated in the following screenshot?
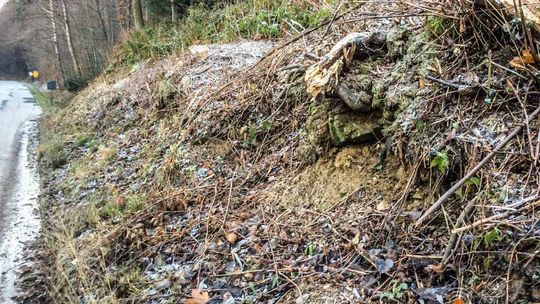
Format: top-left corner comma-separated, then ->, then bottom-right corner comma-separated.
65,75 -> 87,92
86,139 -> 100,152
74,132 -> 93,147
99,200 -> 122,219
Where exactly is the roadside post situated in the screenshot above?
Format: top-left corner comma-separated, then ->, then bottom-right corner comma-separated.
47,80 -> 58,105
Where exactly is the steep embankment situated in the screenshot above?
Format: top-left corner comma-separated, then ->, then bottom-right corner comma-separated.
38,1 -> 539,303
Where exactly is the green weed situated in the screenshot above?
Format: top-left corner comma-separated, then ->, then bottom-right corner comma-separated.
382,281 -> 408,300
126,194 -> 146,213
430,150 -> 450,173
456,176 -> 481,197
425,15 -> 459,39
100,200 -> 122,219
304,243 -> 316,256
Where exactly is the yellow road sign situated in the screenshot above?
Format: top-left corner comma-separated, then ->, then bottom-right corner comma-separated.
32,71 -> 39,78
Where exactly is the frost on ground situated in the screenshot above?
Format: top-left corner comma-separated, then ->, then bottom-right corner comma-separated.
38,1 -> 539,304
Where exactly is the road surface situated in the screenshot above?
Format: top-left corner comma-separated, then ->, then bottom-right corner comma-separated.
0,81 -> 42,303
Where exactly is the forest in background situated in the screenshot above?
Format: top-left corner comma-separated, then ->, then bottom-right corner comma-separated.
1,0 -> 539,302
0,0 -> 228,89
0,0 -> 331,91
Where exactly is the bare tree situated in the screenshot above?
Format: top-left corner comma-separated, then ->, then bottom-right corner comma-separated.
60,0 -> 81,76
132,0 -> 144,30
95,0 -> 109,43
47,0 -> 65,82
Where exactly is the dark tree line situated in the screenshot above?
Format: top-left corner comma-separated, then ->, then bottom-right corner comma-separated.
0,0 -> 219,89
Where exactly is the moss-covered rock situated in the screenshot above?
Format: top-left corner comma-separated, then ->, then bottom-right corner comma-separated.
386,25 -> 410,58
329,113 -> 381,145
298,100 -> 333,161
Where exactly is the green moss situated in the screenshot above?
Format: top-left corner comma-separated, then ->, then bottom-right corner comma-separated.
329,113 -> 381,146
425,15 -> 458,38
386,26 -> 409,58
371,81 -> 386,109
357,74 -> 372,91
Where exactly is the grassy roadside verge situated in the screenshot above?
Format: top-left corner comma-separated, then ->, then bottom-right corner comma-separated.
26,84 -> 63,111
28,85 -> 95,302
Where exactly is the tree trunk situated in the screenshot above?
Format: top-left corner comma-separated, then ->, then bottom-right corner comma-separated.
47,0 -> 65,83
132,0 -> 144,30
171,0 -> 177,23
94,0 -> 108,43
60,0 -> 81,77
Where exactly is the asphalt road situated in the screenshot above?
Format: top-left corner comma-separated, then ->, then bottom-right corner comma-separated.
0,81 -> 42,303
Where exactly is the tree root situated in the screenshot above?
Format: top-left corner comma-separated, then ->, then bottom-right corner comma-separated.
304,31 -> 385,100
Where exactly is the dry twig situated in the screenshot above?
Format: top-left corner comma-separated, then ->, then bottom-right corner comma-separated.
451,195 -> 540,233
416,103 -> 540,227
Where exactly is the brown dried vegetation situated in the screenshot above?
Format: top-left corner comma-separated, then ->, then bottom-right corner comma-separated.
38,1 -> 540,303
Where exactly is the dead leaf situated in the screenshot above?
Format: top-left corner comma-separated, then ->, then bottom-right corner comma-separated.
115,196 -> 126,208
453,298 -> 465,304
186,289 -> 209,304
427,263 -> 445,273
419,78 -> 426,89
351,234 -> 360,245
376,201 -> 389,211
226,232 -> 238,244
510,49 -> 536,68
522,49 -> 535,63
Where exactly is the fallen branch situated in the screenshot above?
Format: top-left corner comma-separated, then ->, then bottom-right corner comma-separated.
424,75 -> 478,93
451,195 -> 540,234
415,103 -> 540,227
442,197 -> 478,264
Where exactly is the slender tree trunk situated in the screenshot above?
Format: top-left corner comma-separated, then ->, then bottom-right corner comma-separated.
94,0 -> 108,43
60,0 -> 81,77
115,0 -> 128,31
145,2 -> 149,23
47,0 -> 65,83
171,0 -> 177,22
132,0 -> 144,30
84,1 -> 100,74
